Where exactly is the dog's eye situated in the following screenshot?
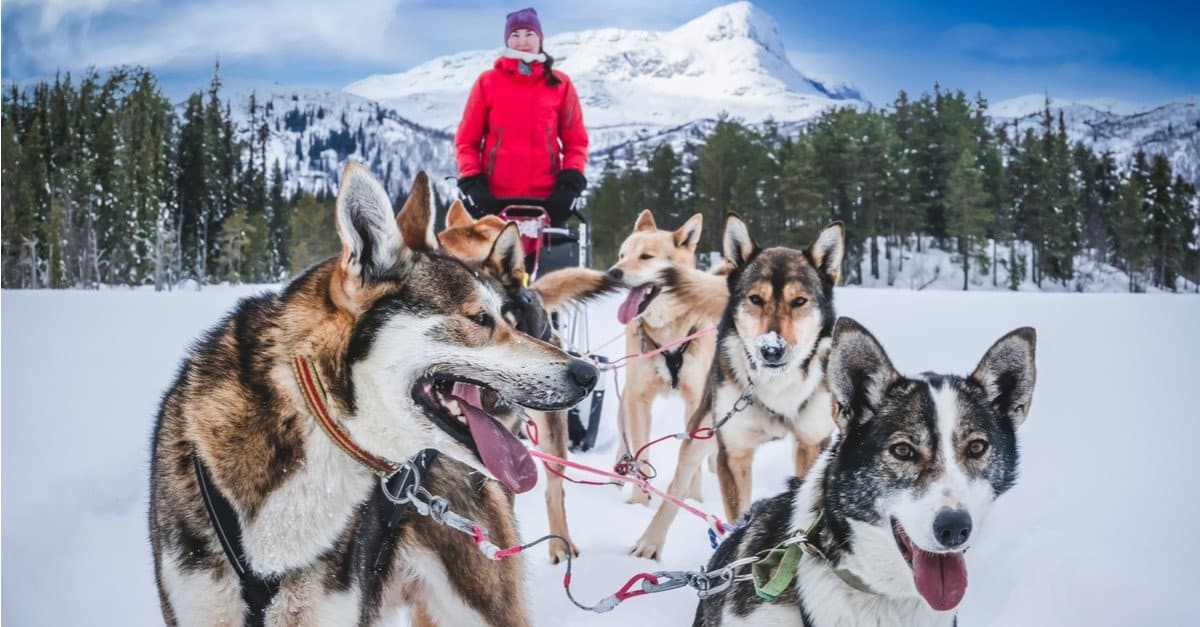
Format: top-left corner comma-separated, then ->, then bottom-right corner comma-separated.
748,295 -> 765,306
790,297 -> 808,307
639,253 -> 654,260
889,443 -> 916,461
470,311 -> 494,328
966,439 -> 990,458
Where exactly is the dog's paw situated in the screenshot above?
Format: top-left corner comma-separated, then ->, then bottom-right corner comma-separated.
625,490 -> 651,506
549,537 -> 580,564
630,535 -> 664,561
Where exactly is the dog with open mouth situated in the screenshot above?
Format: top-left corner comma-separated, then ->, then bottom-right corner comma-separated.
149,164 -> 596,626
437,200 -> 619,563
693,318 -> 1037,626
606,209 -> 724,506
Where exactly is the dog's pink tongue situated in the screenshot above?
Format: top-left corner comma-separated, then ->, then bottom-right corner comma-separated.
911,546 -> 968,611
452,382 -> 537,494
617,285 -> 648,325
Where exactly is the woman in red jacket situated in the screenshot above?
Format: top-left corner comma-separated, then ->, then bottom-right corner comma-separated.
455,7 -> 588,227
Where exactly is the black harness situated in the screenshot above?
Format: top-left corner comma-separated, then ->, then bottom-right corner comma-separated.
641,323 -> 697,389
192,449 -> 440,625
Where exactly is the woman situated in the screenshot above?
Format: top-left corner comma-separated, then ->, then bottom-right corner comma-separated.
455,7 -> 588,228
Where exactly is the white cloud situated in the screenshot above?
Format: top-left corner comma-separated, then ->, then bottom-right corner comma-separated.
4,0 -> 719,78
5,0 -> 151,31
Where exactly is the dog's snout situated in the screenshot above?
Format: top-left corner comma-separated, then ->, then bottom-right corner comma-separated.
606,267 -> 624,281
760,344 -> 784,363
756,332 -> 786,365
567,358 -> 599,392
933,509 -> 973,549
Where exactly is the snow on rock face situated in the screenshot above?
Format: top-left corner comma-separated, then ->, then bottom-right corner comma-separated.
220,85 -> 457,202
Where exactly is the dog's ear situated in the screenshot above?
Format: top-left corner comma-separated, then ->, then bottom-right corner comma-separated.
808,221 -> 845,284
634,209 -> 657,233
445,199 -> 473,230
485,222 -> 527,287
674,213 -> 703,250
971,327 -> 1037,428
335,162 -> 403,282
828,317 -> 898,432
395,171 -> 438,252
722,213 -> 757,268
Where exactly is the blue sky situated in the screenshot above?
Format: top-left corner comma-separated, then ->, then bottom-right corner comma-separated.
3,0 -> 1197,105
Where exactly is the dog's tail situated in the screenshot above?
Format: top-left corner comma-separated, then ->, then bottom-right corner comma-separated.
532,267 -> 622,312
658,265 -> 729,322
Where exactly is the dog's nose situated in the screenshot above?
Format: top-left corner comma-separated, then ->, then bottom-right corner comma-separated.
760,344 -> 784,364
607,267 -> 623,281
933,509 -> 973,548
567,358 -> 599,392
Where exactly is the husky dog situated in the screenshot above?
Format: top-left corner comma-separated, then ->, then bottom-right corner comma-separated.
149,164 -> 597,626
606,210 -> 722,506
694,318 -> 1037,626
632,215 -> 844,560
437,200 -> 617,563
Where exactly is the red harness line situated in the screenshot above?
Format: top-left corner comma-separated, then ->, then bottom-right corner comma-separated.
600,324 -> 716,371
521,416 -> 730,534
526,447 -> 732,535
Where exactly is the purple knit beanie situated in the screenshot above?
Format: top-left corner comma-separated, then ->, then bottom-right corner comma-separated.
504,7 -> 543,43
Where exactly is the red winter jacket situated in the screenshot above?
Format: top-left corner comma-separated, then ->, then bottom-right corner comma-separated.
455,56 -> 588,199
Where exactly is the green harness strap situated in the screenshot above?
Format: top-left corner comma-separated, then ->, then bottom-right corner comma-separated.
751,513 -> 879,600
751,542 -> 805,599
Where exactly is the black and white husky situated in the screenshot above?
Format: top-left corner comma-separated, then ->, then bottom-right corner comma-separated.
694,317 -> 1037,626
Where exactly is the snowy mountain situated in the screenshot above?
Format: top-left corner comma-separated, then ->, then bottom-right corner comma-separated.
345,2 -> 861,149
991,94 -> 1200,191
223,2 -> 1199,203
224,85 -> 457,201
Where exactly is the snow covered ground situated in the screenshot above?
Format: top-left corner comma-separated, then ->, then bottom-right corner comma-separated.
3,285 -> 1198,625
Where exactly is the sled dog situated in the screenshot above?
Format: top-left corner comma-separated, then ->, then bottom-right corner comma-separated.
607,210 -> 724,506
694,318 -> 1037,626
632,215 -> 844,559
437,200 -> 616,562
149,164 -> 596,625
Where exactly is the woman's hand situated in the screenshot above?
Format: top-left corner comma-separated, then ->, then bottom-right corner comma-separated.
545,169 -> 587,224
458,174 -> 497,217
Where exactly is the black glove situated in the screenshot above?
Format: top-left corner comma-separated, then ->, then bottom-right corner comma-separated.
458,174 -> 497,217
545,169 -> 587,225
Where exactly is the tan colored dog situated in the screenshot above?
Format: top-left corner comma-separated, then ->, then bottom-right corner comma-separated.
631,215 -> 844,560
606,210 -> 725,506
437,200 -> 616,563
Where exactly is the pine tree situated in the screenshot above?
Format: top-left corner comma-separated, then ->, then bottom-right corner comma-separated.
887,90 -> 922,275
946,149 -> 990,289
287,194 -> 340,274
585,154 -> 634,268
177,92 -> 209,284
1113,168 -> 1150,291
778,132 -> 827,248
268,160 -> 290,279
646,143 -> 684,226
693,116 -> 754,252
